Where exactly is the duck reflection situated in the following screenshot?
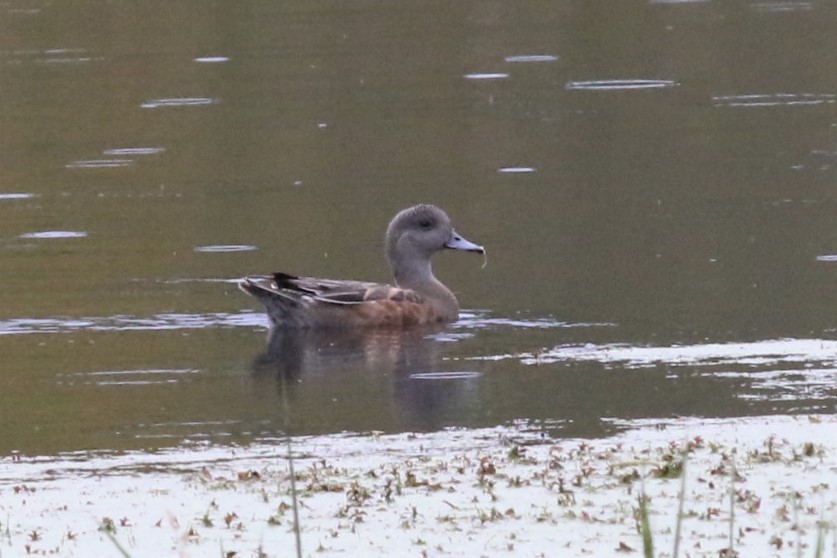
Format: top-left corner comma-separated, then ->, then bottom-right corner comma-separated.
250,325 -> 481,431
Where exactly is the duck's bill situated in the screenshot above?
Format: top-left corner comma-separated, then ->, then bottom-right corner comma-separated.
446,230 -> 485,253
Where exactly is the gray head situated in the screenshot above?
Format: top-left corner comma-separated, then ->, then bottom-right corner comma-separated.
385,204 -> 483,287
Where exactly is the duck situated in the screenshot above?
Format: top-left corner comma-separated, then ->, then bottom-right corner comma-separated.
239,204 -> 485,328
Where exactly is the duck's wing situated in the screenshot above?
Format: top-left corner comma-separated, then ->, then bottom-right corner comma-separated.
240,272 -> 444,328
248,272 -> 425,306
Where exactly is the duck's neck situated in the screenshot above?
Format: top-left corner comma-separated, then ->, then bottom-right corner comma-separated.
390,257 -> 459,315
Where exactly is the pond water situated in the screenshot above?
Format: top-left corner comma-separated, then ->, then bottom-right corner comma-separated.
1,0 -> 836,457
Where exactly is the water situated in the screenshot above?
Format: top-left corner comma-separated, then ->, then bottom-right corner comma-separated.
1,0 -> 836,457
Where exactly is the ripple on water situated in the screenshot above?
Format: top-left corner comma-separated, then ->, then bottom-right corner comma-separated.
709,368 -> 837,402
0,193 -> 34,200
477,338 -> 837,367
469,339 -> 837,405
498,167 -> 536,174
464,73 -> 509,80
457,313 -> 614,330
102,147 -> 166,156
426,331 -> 474,342
408,372 -> 482,381
504,55 -> 558,63
3,47 -> 97,65
57,369 -> 201,387
194,56 -> 230,63
141,97 -> 216,109
19,230 -> 87,239
566,79 -> 678,91
712,93 -> 836,108
750,1 -> 813,12
66,159 -> 133,169
194,244 -> 258,253
39,48 -> 95,64
0,310 -> 597,336
0,311 -> 264,335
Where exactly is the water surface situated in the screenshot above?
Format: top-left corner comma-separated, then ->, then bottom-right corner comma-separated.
1,0 -> 836,456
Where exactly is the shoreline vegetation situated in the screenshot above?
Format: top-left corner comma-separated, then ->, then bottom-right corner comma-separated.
1,414 -> 834,557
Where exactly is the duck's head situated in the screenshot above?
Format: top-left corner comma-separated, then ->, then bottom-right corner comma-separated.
385,204 -> 483,273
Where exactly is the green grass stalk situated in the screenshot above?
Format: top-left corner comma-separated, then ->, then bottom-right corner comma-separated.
813,519 -> 825,558
638,488 -> 653,558
102,530 -> 132,558
728,458 -> 736,555
280,370 -> 303,558
795,493 -> 802,558
672,450 -> 687,558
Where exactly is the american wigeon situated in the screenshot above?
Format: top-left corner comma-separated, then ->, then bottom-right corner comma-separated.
239,204 -> 484,328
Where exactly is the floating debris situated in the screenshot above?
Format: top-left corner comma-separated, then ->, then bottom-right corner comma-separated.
0,193 -> 34,200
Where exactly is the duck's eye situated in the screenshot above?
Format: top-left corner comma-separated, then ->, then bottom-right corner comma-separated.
418,219 -> 433,229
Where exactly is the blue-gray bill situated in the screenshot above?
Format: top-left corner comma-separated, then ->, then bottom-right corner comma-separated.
445,230 -> 484,253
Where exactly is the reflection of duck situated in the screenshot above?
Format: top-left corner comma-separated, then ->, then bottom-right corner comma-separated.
251,325 -> 482,432
239,205 -> 484,328
252,326 -> 444,380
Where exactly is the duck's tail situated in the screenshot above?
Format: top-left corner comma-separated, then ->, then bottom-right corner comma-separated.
239,276 -> 305,327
